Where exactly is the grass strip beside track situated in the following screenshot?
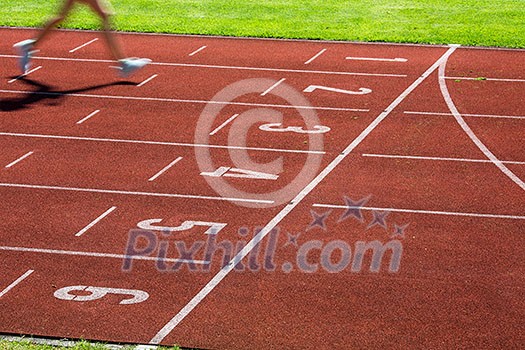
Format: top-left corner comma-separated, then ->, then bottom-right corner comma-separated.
0,339 -> 182,350
1,0 -> 525,48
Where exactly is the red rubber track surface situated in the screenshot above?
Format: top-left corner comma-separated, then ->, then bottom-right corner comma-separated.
0,28 -> 524,349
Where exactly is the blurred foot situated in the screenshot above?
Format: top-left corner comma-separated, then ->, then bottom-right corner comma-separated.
13,39 -> 36,74
118,57 -> 152,78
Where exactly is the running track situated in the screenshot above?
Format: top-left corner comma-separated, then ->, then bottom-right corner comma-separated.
0,28 -> 524,349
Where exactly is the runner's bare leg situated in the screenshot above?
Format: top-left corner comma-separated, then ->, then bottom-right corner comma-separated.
34,0 -> 76,46
82,0 -> 125,60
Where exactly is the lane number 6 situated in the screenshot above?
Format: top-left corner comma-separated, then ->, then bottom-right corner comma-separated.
54,286 -> 149,305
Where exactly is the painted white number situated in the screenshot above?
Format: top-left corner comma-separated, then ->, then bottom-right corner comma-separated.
259,123 -> 330,134
201,166 -> 279,180
137,219 -> 227,235
345,56 -> 408,62
54,286 -> 149,305
303,85 -> 372,95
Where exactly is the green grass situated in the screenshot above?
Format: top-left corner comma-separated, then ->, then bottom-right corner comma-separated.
1,0 -> 525,48
0,339 -> 181,350
0,340 -> 108,350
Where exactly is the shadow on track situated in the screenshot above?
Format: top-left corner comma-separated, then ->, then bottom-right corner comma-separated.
0,78 -> 136,112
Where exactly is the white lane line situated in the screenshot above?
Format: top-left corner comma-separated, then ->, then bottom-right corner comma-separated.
8,66 -> 42,84
438,54 -> 525,191
137,74 -> 158,87
261,78 -> 286,96
404,111 -> 525,120
0,89 -> 369,113
446,76 -> 525,83
75,206 -> 117,237
0,270 -> 34,298
0,132 -> 325,155
304,49 -> 327,64
209,114 -> 239,136
0,247 -> 209,265
76,109 -> 100,125
362,153 -> 525,165
149,45 -> 460,345
0,182 -> 274,205
346,56 -> 408,62
189,45 -> 207,56
312,203 -> 525,220
69,38 -> 99,53
148,157 -> 183,182
5,151 -> 34,168
0,54 -> 407,78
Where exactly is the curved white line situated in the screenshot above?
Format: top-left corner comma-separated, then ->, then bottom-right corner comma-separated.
438,53 -> 525,191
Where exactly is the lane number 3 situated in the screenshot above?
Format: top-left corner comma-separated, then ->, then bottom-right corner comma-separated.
259,123 -> 331,134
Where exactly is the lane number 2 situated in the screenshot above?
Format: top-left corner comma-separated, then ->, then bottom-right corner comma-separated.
303,85 -> 372,95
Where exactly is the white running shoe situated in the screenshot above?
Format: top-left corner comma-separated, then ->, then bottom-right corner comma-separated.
13,39 -> 36,74
118,57 -> 152,78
